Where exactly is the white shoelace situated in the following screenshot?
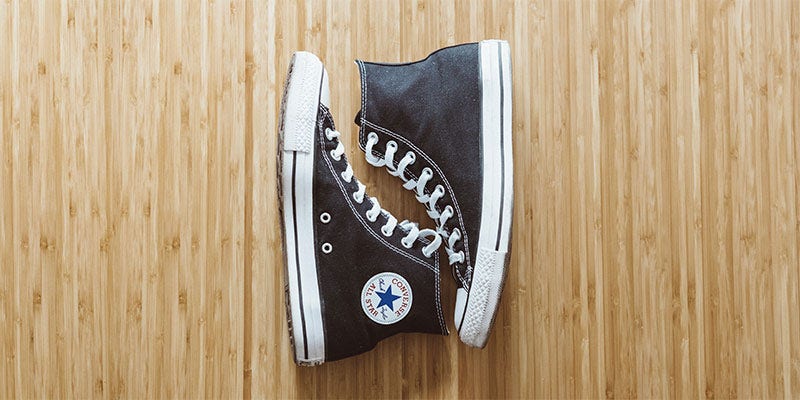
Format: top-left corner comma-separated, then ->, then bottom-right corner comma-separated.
364,132 -> 465,265
325,128 -> 442,258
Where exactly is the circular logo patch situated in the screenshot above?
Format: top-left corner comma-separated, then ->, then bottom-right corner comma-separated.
361,272 -> 413,325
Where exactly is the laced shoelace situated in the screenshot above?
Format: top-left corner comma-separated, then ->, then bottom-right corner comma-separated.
364,132 -> 465,266
325,128 -> 442,258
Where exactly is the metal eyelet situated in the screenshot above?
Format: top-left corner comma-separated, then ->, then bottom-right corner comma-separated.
320,212 -> 331,224
321,242 -> 332,254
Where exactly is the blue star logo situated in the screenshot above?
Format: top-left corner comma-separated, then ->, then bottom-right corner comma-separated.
376,285 -> 402,311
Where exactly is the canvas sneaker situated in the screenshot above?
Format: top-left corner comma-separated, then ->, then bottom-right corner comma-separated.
354,40 -> 513,348
278,51 -> 448,365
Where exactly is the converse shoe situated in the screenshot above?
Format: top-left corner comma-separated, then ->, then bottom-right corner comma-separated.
278,51 -> 448,365
355,40 -> 513,348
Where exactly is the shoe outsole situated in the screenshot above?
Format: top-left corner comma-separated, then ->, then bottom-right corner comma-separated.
278,52 -> 326,366
277,53 -> 295,364
455,39 -> 514,348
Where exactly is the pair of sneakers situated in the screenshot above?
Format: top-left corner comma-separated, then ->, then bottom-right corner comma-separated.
278,41 -> 514,365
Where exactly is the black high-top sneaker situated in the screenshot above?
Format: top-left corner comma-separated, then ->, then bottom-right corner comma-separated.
278,52 -> 448,365
354,40 -> 513,348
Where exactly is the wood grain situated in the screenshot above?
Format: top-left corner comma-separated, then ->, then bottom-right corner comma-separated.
1,0 -> 799,398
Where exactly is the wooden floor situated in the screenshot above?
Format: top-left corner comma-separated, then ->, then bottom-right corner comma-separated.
2,0 -> 800,398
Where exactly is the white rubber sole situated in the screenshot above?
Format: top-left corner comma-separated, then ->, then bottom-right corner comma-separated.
454,40 -> 514,348
279,51 -> 329,365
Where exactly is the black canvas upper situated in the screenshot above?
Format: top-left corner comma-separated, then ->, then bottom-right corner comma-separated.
312,105 -> 447,362
355,43 -> 483,290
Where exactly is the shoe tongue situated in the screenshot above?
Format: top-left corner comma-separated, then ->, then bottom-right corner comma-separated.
353,109 -> 363,126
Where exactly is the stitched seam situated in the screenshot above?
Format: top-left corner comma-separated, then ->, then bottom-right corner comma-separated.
357,61 -> 462,300
365,145 -> 470,289
319,128 -> 435,271
362,120 -> 473,281
434,252 -> 447,334
357,61 -> 368,147
320,108 -> 435,249
365,148 -> 430,207
317,116 -> 436,272
365,143 -> 470,288
364,144 -> 470,288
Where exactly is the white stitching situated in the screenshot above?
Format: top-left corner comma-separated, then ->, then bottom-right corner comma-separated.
357,61 -> 367,137
357,61 -> 472,283
322,110 -> 436,249
434,252 -> 447,334
364,137 -> 470,289
324,128 -> 446,331
319,121 -> 435,271
357,61 -> 464,304
357,60 -> 369,152
362,120 -> 473,280
317,112 -> 437,273
365,145 -> 470,288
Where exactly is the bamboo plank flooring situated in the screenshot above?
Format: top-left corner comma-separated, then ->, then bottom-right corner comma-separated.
1,1 -> 799,398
